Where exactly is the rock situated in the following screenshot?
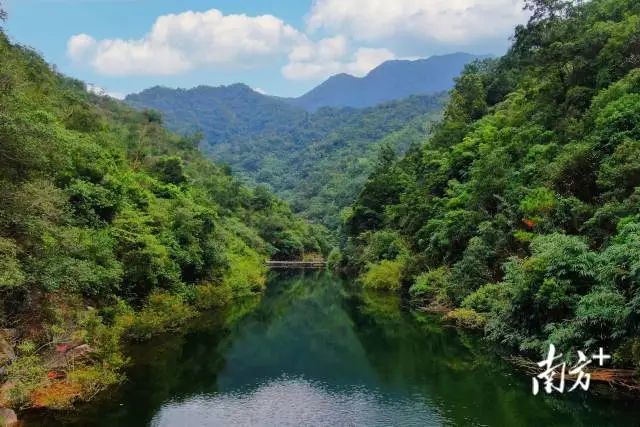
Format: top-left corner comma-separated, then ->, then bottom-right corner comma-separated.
45,352 -> 66,370
45,343 -> 93,369
0,336 -> 15,367
65,344 -> 93,362
0,408 -> 18,427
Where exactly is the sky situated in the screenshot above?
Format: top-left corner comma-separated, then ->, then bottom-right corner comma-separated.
2,0 -> 529,98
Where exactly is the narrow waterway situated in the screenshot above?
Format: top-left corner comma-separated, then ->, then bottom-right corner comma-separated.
23,271 -> 640,426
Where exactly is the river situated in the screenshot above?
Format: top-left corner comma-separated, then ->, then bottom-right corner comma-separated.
22,271 -> 640,426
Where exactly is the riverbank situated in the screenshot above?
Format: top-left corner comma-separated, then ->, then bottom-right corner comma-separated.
418,302 -> 640,398
17,271 -> 640,426
0,283 -> 257,418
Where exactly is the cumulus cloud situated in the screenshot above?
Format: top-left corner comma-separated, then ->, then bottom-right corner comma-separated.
282,36 -> 395,81
306,0 -> 527,45
67,9 -> 303,76
67,34 -> 97,62
85,83 -> 125,100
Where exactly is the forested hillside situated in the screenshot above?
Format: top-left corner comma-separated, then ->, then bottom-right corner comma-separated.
126,84 -> 307,147
342,0 -> 640,368
128,86 -> 445,230
0,24 -> 326,410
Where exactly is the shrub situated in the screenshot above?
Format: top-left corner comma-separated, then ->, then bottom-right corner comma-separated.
451,237 -> 494,301
77,309 -> 126,368
119,292 -> 195,341
4,341 -> 46,409
444,308 -> 487,330
409,267 -> 452,306
360,259 -> 405,291
152,156 -> 187,185
520,187 -> 557,218
67,365 -> 123,401
615,338 -> 640,371
194,282 -> 233,310
362,230 -> 409,264
0,237 -> 25,289
327,247 -> 342,271
462,283 -> 507,313
221,232 -> 267,294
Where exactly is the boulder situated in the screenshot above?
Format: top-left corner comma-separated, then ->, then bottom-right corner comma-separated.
45,343 -> 93,369
65,344 -> 93,362
0,408 -> 18,427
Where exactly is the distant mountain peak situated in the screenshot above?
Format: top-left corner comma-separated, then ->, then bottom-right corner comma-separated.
290,52 -> 486,111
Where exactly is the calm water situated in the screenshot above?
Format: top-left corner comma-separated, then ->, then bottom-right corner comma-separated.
23,271 -> 640,426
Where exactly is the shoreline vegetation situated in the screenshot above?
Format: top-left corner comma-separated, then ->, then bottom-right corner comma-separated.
0,13 -> 328,418
337,0 -> 640,394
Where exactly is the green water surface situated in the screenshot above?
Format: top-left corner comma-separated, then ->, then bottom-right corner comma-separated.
22,271 -> 640,426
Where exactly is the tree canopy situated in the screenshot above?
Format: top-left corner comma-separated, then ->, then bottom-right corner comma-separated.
342,0 -> 640,368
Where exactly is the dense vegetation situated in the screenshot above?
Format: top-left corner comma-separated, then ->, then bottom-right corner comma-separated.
128,86 -> 445,231
343,0 -> 640,369
0,20 -> 326,410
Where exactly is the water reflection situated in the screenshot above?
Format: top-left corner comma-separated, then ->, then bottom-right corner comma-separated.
22,271 -> 640,426
151,376 -> 441,427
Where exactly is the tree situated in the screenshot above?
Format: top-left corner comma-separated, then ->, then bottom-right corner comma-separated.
524,0 -> 577,23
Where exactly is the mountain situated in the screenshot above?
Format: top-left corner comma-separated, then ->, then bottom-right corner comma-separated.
126,85 -> 446,230
289,53 -> 485,111
124,53 -> 481,228
126,83 -> 308,143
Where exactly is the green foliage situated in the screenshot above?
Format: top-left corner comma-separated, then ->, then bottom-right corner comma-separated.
130,84 -> 445,231
67,364 -> 122,402
194,282 -> 233,310
5,341 -> 46,409
361,230 -> 409,264
520,187 -> 557,218
151,155 -> 188,185
343,0 -> 640,367
119,292 -> 195,341
0,23 -> 328,409
326,247 -> 342,271
409,267 -> 452,306
359,259 -> 405,291
0,237 -> 25,289
444,308 -> 487,330
450,237 -> 494,302
462,283 -> 509,314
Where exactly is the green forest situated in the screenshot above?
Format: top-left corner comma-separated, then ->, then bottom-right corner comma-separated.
1,0 -> 640,421
341,0 -> 640,369
0,18 -> 326,409
128,86 -> 445,231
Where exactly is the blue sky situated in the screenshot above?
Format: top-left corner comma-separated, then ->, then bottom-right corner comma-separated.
3,0 -> 528,98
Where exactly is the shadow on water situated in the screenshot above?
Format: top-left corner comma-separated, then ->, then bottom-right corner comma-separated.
22,271 -> 640,426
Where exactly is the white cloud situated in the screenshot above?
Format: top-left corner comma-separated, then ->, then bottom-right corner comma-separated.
347,48 -> 396,76
306,0 -> 527,45
86,83 -> 125,100
68,9 -> 303,76
288,35 -> 348,63
282,36 -> 395,81
68,34 -> 97,62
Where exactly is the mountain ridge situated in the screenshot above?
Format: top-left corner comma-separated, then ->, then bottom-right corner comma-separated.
126,52 -> 485,112
287,52 -> 488,110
